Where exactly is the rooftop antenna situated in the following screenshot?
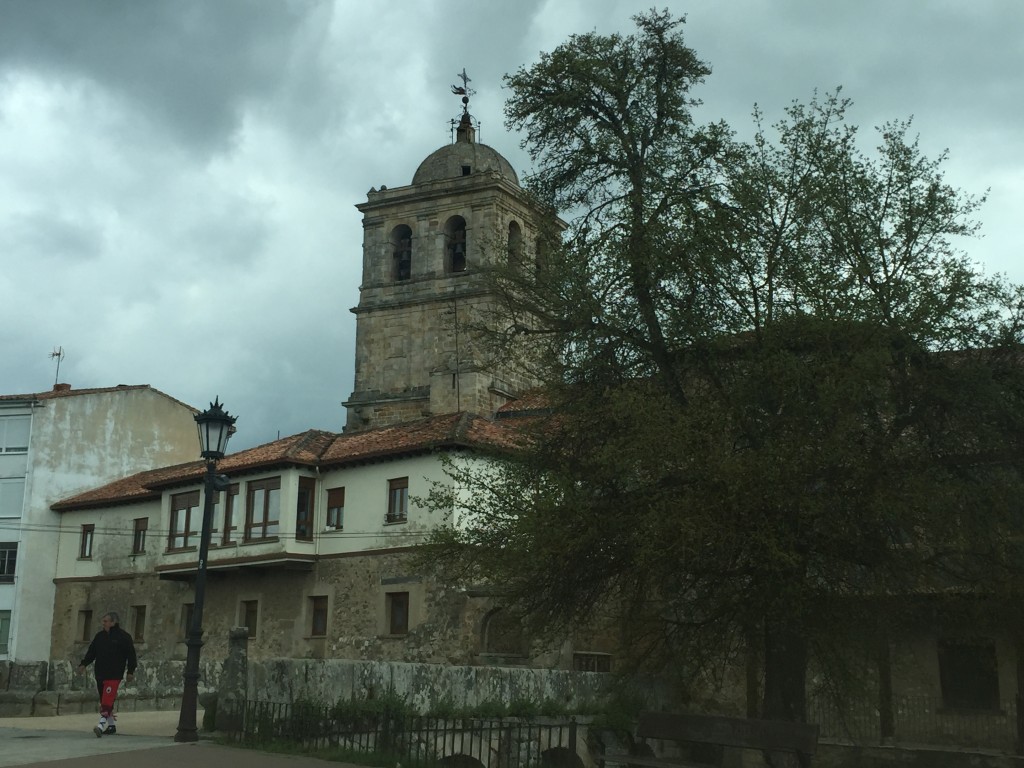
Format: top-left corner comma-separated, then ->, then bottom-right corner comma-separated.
49,347 -> 65,386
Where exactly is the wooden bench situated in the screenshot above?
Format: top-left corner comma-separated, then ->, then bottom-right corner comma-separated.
603,710 -> 819,768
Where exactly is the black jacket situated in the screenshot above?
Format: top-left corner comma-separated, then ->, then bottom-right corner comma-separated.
79,625 -> 138,681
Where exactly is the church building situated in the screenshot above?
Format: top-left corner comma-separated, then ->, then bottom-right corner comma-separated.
345,105 -> 548,430
44,87 -> 605,687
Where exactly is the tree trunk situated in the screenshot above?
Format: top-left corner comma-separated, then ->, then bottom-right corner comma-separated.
876,631 -> 895,743
746,622 -> 761,719
1015,636 -> 1024,756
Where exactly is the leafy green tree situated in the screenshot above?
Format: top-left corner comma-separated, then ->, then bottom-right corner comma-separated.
421,10 -> 1024,728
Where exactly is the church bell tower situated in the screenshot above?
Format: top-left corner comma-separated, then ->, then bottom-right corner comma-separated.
343,73 -> 549,431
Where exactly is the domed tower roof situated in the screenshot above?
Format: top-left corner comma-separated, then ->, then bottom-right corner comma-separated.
412,108 -> 519,186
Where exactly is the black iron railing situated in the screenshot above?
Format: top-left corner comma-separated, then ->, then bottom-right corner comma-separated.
227,701 -> 579,768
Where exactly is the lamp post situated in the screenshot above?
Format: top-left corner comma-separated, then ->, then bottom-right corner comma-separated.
175,397 -> 236,743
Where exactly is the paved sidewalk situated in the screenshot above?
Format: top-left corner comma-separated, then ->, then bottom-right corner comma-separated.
0,709 -> 186,766
0,709 -> 351,767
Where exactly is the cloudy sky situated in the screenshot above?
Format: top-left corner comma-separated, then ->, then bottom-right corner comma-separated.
1,0 -> 1021,452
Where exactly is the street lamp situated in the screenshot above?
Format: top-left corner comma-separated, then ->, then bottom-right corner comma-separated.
175,397 -> 236,743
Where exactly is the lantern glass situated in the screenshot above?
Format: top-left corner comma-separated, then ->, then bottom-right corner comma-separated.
194,398 -> 236,460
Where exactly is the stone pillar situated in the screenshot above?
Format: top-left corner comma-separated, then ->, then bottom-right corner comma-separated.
214,627 -> 249,733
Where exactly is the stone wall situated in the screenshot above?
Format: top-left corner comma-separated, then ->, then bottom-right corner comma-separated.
1,652 -> 633,719
245,657 -> 625,713
0,657 -> 221,717
50,551 -> 585,669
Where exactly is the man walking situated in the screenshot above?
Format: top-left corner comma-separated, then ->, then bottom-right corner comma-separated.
77,611 -> 137,737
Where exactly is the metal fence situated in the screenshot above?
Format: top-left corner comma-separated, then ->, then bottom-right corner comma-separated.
810,694 -> 1019,752
227,701 -> 580,768
226,696 -> 1021,761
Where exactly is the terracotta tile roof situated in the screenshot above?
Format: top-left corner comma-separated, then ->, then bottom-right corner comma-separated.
495,387 -> 552,417
52,413 -> 525,512
0,383 -> 196,412
319,412 -> 523,467
215,429 -> 338,474
51,461 -> 204,511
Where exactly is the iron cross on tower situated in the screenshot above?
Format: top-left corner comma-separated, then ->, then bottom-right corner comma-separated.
451,67 -> 475,112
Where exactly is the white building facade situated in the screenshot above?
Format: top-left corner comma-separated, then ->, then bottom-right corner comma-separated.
48,413 -> 580,670
0,384 -> 198,664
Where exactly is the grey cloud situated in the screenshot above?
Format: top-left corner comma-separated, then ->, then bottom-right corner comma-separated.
0,209 -> 105,263
0,0 -> 332,153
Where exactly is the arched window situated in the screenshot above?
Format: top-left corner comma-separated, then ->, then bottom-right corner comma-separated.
507,221 -> 523,267
445,216 -> 467,274
481,607 -> 527,656
391,225 -> 412,281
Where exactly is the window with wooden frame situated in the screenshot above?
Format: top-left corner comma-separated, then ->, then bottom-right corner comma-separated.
214,483 -> 239,545
132,517 -> 148,554
386,591 -> 409,635
79,524 -> 94,559
245,478 -> 281,540
169,491 -> 199,549
326,487 -> 345,530
310,596 -> 328,637
387,477 -> 408,524
296,477 -> 315,542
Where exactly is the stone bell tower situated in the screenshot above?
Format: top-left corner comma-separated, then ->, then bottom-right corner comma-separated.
343,75 -> 550,432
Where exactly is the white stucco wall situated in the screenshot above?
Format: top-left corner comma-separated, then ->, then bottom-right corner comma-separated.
54,452 -> 461,582
15,387 -> 198,662
314,453 -> 450,554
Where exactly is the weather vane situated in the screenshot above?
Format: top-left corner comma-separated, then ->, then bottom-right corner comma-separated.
450,68 -> 476,112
